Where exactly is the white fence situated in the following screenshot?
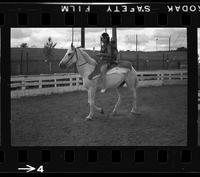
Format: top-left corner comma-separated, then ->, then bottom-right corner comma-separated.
11,70 -> 187,99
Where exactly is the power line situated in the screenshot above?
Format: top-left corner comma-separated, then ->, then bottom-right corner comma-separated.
154,35 -> 171,51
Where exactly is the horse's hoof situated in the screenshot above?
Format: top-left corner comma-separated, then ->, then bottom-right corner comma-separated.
110,111 -> 117,116
100,108 -> 104,114
85,116 -> 92,120
131,111 -> 141,115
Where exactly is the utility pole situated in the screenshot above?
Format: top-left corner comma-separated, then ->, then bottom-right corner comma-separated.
136,34 -> 138,52
72,28 -> 74,44
81,28 -> 85,48
154,35 -> 171,51
136,34 -> 139,70
112,27 -> 117,48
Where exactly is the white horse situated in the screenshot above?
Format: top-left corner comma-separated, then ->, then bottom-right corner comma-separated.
59,44 -> 138,120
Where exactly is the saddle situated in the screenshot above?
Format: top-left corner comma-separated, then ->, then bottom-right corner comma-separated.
88,61 -> 132,80
109,61 -> 132,70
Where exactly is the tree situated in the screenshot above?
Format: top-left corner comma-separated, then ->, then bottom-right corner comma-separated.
19,43 -> 28,74
20,43 -> 28,48
176,47 -> 187,51
43,37 -> 57,73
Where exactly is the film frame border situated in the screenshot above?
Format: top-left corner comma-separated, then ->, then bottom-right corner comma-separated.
0,1 -> 199,172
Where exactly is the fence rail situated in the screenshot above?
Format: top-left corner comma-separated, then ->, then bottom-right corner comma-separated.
11,70 -> 187,98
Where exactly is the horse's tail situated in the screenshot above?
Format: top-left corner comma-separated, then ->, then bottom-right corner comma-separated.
118,66 -> 138,88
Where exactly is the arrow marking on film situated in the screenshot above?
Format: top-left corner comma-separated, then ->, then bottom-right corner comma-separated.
18,165 -> 36,173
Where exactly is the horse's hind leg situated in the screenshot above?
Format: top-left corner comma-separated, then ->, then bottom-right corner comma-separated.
112,88 -> 121,115
125,71 -> 139,114
130,88 -> 137,114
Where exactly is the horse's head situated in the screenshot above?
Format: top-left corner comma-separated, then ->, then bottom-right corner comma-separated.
59,43 -> 77,70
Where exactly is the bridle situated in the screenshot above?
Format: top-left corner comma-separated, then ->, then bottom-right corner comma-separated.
64,48 -> 88,68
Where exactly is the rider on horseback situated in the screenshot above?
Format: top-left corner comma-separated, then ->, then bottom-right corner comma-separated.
88,32 -> 118,93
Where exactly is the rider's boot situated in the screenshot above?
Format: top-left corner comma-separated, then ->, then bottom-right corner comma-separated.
88,65 -> 98,80
88,70 -> 95,80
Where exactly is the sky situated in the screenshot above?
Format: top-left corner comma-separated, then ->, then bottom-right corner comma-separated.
11,28 -> 187,51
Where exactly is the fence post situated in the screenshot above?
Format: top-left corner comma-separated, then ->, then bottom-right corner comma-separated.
169,71 -> 171,80
180,71 -> 183,80
54,77 -> 57,88
160,71 -> 163,81
21,76 -> 26,92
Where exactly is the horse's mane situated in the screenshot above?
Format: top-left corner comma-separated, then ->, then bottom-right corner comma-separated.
77,48 -> 97,66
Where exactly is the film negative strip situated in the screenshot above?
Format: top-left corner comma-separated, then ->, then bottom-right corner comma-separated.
0,0 -> 200,173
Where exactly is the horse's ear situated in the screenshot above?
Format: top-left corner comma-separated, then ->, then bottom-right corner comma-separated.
71,43 -> 74,49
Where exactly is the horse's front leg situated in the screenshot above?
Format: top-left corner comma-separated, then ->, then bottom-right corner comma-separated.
86,88 -> 96,120
130,87 -> 140,115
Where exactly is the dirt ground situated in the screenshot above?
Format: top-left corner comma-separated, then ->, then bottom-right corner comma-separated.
11,85 -> 187,146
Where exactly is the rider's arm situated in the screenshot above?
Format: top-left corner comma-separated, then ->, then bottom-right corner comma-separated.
99,46 -> 112,58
